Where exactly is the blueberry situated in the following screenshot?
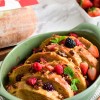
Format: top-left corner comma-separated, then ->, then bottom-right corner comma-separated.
65,38 -> 76,48
42,82 -> 54,91
16,74 -> 23,81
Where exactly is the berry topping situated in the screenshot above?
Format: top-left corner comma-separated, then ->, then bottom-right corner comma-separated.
33,48 -> 42,53
54,65 -> 63,75
69,33 -> 78,38
32,62 -> 43,71
80,62 -> 88,75
88,67 -> 97,81
42,82 -> 54,91
47,44 -> 57,51
16,74 -> 23,82
65,38 -> 76,48
26,77 -> 37,86
74,39 -> 83,46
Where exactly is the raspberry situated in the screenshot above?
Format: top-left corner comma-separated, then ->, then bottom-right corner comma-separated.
65,38 -> 76,48
26,77 -> 37,86
74,39 -> 83,46
54,65 -> 63,75
69,33 -> 78,38
32,62 -> 43,71
43,82 -> 54,91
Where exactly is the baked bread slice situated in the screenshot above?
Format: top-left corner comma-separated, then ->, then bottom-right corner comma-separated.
78,37 -> 93,48
43,44 -> 82,72
74,46 -> 99,68
9,64 -> 32,83
40,35 -> 76,49
39,35 -> 61,49
25,51 -> 87,92
7,81 -> 62,100
25,52 -> 70,64
78,37 -> 99,58
65,62 -> 87,92
9,57 -> 70,84
22,72 -> 74,98
9,53 -> 70,84
0,7 -> 36,49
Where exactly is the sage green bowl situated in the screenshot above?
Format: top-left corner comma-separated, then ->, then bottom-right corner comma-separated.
0,23 -> 100,100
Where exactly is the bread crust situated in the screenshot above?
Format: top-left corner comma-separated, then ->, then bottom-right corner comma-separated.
0,7 -> 36,48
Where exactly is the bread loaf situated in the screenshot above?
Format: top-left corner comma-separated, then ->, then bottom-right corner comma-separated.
0,7 -> 36,49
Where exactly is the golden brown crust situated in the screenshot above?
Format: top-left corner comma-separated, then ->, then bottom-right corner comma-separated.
8,81 -> 61,100
25,52 -> 69,64
22,73 -> 74,98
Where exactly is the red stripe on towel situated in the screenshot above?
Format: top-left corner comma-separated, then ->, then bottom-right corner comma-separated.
0,0 -> 5,7
17,0 -> 38,7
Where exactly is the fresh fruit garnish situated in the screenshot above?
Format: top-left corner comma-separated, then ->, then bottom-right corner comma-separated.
51,36 -> 66,44
33,48 -> 42,53
64,66 -> 74,78
16,74 -> 23,82
77,0 -> 100,17
32,62 -> 43,71
74,91 -> 79,95
71,79 -> 80,91
79,0 -> 93,9
93,0 -> 100,8
42,82 -> 54,91
69,33 -> 78,38
88,67 -> 97,81
88,45 -> 99,58
54,65 -> 63,75
74,39 -> 84,46
80,62 -> 88,75
26,77 -> 37,86
65,38 -> 76,48
47,44 -> 57,51
88,7 -> 100,17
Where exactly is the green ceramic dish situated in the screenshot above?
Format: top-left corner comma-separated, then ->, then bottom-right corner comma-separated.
0,23 -> 100,100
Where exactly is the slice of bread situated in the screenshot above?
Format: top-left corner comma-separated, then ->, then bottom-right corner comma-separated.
44,44 -> 82,72
74,46 -> 99,68
25,52 -> 70,64
7,81 -> 61,100
22,72 -> 74,98
9,64 -> 32,83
